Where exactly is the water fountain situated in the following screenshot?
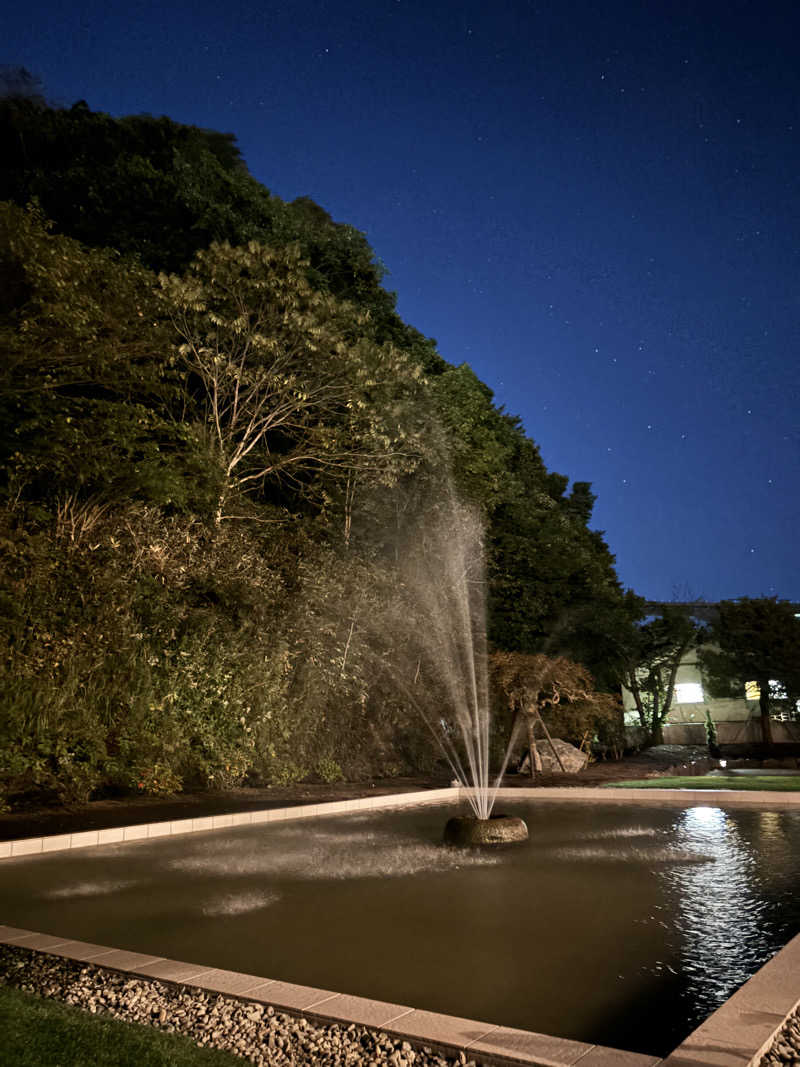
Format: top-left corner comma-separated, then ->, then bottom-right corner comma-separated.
397,493 -> 528,846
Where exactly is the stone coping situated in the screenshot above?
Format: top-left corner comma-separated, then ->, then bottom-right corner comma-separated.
0,924 -> 660,1067
6,785 -> 800,860
0,787 -> 458,859
487,787 -> 800,809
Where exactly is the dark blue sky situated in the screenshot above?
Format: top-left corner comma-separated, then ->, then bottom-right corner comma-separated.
6,0 -> 799,601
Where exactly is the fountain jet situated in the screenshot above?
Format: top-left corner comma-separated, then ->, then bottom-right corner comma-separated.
398,493 -> 527,842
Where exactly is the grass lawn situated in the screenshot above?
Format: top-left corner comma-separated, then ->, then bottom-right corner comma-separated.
0,984 -> 245,1067
605,775 -> 800,791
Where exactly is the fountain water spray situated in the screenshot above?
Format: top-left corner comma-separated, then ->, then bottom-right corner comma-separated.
398,493 -> 519,823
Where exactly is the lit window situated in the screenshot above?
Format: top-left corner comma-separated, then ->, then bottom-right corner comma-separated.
745,680 -> 788,701
675,682 -> 704,703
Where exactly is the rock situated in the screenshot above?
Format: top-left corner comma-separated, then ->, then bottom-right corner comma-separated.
519,737 -> 589,774
444,813 -> 529,846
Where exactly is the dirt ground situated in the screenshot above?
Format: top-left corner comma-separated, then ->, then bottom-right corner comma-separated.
0,746 -> 710,842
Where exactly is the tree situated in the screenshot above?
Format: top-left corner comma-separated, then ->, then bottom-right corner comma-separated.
618,606 -> 698,746
0,202 -> 215,510
422,362 -> 627,662
699,598 -> 800,746
490,651 -> 619,775
554,587 -> 647,693
487,464 -> 624,658
0,98 -> 283,272
160,240 -> 425,524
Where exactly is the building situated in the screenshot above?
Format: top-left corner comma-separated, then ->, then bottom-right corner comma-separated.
621,602 -> 800,747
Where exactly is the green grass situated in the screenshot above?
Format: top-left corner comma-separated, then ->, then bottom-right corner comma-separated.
0,984 -> 245,1067
605,775 -> 800,791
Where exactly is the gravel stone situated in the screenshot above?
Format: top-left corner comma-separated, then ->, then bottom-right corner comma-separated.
0,944 -> 480,1065
761,1005 -> 800,1066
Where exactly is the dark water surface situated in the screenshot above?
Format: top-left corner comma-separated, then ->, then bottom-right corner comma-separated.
3,800 -> 800,1056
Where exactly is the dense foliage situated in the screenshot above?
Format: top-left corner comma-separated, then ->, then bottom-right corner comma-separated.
0,95 -> 634,807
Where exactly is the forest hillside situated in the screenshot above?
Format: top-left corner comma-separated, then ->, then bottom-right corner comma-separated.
0,96 -> 637,806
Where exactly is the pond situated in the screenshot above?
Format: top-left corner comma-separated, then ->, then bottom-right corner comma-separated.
3,799 -> 799,1057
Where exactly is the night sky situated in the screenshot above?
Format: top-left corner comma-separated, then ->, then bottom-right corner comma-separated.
5,0 -> 799,602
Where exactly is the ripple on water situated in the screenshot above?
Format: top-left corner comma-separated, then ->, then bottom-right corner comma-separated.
201,890 -> 281,916
550,845 -> 715,864
585,827 -> 661,839
44,879 -> 139,898
167,831 -> 500,880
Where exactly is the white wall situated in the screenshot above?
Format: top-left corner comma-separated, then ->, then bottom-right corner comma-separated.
621,649 -> 800,745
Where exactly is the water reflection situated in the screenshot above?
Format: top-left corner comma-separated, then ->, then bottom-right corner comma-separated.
666,807 -> 772,1021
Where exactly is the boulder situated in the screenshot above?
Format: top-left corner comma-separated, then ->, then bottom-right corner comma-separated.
519,738 -> 589,775
444,814 -> 529,847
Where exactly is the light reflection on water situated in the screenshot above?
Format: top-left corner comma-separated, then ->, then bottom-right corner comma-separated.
667,808 -> 766,1017
664,806 -> 795,1024
551,843 -> 714,864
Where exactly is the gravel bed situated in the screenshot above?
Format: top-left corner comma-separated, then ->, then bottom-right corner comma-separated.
760,1006 -> 800,1066
0,944 -> 478,1066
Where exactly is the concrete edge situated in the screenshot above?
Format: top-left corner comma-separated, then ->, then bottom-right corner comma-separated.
484,787 -> 800,807
0,787 -> 460,860
0,926 -> 660,1067
658,930 -> 800,1066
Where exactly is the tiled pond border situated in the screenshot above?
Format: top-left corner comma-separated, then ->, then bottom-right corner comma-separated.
7,785 -> 800,860
5,785 -> 800,1066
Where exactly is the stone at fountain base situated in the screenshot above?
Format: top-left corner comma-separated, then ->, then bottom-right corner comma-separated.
443,814 -> 529,847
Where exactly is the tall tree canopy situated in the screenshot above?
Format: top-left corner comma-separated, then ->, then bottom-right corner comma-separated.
0,202 -> 212,509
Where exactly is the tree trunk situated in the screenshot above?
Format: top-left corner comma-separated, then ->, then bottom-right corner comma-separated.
654,639 -> 689,747
626,672 -> 649,745
214,489 -> 226,527
648,682 -> 661,747
759,680 -> 774,746
343,470 -> 356,546
526,715 -> 542,778
507,707 -> 526,773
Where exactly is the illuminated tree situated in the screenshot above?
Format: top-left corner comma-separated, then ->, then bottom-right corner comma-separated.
490,652 -> 619,774
160,241 -> 425,524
